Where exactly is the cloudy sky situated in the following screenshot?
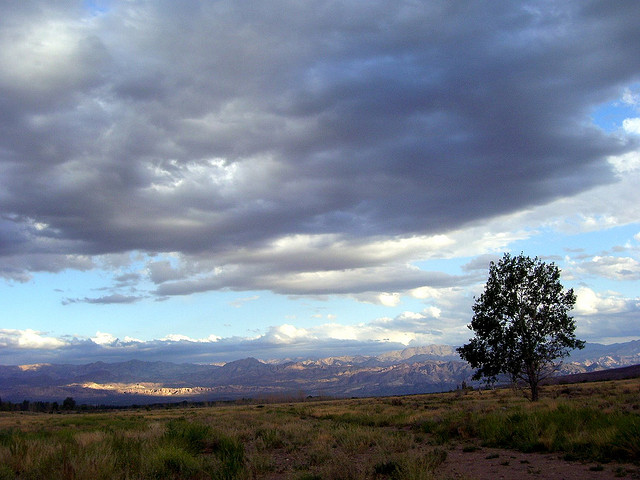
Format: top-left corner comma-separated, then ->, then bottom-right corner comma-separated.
1,1 -> 639,365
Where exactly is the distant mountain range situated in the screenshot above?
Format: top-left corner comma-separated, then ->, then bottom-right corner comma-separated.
1,341 -> 639,405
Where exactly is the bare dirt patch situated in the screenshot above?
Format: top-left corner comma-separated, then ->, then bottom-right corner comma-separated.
437,444 -> 640,480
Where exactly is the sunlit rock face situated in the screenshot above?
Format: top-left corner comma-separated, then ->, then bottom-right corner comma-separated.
1,342 -> 638,405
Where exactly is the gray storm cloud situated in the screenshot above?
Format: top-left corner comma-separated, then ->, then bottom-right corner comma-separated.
1,1 -> 639,294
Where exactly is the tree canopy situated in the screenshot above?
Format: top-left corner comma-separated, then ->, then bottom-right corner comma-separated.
457,253 -> 584,400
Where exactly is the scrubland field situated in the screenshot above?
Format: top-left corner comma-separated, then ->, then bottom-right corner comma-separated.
0,378 -> 638,480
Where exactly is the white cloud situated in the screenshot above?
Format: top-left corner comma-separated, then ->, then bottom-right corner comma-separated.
622,88 -> 640,106
123,336 -> 142,343
314,323 -> 361,342
273,317 -> 424,346
266,324 -> 311,343
399,311 -> 426,321
411,287 -> 445,301
574,287 -> 633,315
506,150 -> 640,234
411,285 -> 474,312
378,292 -> 401,307
609,151 -> 640,174
3,278 -> 638,365
162,334 -> 193,342
573,287 -> 640,343
424,306 -> 442,318
91,331 -> 117,345
575,256 -> 640,281
623,118 -> 640,134
161,333 -> 221,343
0,329 -> 66,349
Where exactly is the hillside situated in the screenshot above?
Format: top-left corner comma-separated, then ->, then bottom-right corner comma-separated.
1,341 -> 638,404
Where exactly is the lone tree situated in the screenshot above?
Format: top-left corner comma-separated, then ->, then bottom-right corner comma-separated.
457,253 -> 584,401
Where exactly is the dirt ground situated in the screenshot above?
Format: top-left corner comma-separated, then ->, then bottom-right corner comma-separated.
437,444 -> 640,480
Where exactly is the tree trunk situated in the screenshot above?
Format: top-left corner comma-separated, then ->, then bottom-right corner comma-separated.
529,380 -> 539,401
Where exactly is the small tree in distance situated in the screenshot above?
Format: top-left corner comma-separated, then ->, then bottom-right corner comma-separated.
457,253 -> 584,401
62,396 -> 76,410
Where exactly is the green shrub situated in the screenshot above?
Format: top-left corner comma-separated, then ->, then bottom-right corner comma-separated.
255,427 -> 284,449
374,459 -> 402,477
164,418 -> 212,454
0,430 -> 15,447
209,433 -> 245,480
297,474 -> 323,480
146,444 -> 200,479
473,404 -> 640,461
373,449 -> 446,480
608,415 -> 640,461
0,465 -> 14,480
110,433 -> 144,475
162,419 -> 245,480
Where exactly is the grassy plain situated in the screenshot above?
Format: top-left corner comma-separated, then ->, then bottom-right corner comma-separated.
0,378 -> 638,479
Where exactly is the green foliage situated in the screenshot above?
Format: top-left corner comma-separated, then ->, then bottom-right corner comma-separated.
164,418 -> 211,454
110,433 -> 144,475
62,397 -> 76,410
610,415 -> 640,461
374,450 -> 446,480
296,474 -> 323,480
209,433 -> 245,480
415,412 -> 476,444
146,444 -> 201,479
374,460 -> 402,477
458,252 -> 584,400
0,429 -> 15,447
420,402 -> 640,463
0,464 -> 14,480
255,427 -> 285,449
162,418 -> 245,479
321,411 -> 390,427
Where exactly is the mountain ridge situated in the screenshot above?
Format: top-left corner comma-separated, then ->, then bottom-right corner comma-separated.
1,341 -> 638,405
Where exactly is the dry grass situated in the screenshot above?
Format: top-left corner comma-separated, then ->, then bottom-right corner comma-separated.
0,378 -> 637,479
